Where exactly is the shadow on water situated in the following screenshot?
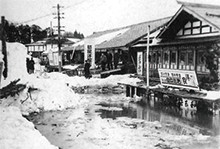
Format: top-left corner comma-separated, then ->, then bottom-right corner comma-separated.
95,99 -> 220,136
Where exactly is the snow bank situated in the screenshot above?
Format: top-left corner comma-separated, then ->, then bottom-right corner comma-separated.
203,90 -> 220,101
1,42 -> 29,87
27,76 -> 86,111
47,73 -> 141,87
0,106 -> 58,149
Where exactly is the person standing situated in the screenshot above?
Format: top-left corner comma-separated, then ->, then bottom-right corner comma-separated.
106,50 -> 113,70
84,60 -> 91,79
29,57 -> 35,74
26,57 -> 30,73
100,53 -> 107,71
114,50 -> 120,69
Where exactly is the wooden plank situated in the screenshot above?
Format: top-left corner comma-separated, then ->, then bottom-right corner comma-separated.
120,82 -> 220,102
100,68 -> 121,78
100,68 -> 121,74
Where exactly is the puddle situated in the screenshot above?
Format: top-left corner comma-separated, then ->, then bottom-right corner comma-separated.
95,101 -> 220,136
26,94 -> 220,149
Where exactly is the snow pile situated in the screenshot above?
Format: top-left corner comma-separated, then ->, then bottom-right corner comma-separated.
51,73 -> 142,87
0,106 -> 58,149
27,77 -> 86,111
1,42 -> 29,87
204,90 -> 220,100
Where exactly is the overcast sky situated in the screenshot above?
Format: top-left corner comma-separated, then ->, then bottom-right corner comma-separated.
1,0 -> 220,36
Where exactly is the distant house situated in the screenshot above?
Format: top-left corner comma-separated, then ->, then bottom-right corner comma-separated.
25,37 -> 80,57
132,2 -> 220,89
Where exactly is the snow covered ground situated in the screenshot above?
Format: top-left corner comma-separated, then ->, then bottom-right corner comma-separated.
0,41 -> 142,149
1,41 -> 220,149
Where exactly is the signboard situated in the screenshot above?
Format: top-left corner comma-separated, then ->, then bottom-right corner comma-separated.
137,52 -> 143,75
158,69 -> 199,90
48,51 -> 59,66
84,44 -> 95,68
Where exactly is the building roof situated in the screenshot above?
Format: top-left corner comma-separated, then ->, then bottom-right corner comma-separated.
157,2 -> 220,39
86,17 -> 171,49
25,36 -> 76,47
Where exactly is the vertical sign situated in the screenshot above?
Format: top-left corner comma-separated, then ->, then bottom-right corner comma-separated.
137,52 -> 143,75
87,45 -> 92,61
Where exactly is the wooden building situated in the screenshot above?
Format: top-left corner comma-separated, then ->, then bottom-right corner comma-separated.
25,37 -> 78,58
70,17 -> 171,71
132,2 -> 220,90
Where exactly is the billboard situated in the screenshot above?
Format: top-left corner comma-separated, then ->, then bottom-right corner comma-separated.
158,68 -> 199,90
137,52 -> 143,75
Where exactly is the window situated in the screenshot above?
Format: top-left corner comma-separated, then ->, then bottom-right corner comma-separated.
197,50 -> 206,65
180,51 -> 186,65
202,27 -> 210,33
171,51 -> 177,63
184,29 -> 191,35
177,20 -> 215,36
163,51 -> 169,64
152,52 -> 157,63
188,50 -> 194,65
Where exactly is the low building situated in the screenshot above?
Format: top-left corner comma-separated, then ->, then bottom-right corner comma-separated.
25,37 -> 79,58
69,17 -> 171,72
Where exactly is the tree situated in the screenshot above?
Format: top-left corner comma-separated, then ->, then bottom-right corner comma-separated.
205,44 -> 220,83
31,24 -> 47,42
3,19 -> 48,44
63,30 -> 84,39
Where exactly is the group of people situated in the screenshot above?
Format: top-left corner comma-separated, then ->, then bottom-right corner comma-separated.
84,50 -> 121,79
26,57 -> 35,74
99,50 -> 120,71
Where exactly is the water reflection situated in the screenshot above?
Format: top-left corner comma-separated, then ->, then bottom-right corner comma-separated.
97,99 -> 220,136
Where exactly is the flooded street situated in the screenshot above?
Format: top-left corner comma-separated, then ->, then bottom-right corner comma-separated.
27,93 -> 220,149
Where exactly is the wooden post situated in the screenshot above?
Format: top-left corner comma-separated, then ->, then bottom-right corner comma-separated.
177,48 -> 180,69
134,87 -> 137,96
129,86 -> 132,97
146,25 -> 150,87
1,16 -> 7,79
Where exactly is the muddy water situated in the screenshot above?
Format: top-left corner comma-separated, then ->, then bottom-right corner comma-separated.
97,101 -> 220,136
27,94 -> 220,149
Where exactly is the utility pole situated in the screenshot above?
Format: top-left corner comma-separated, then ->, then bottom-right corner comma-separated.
53,4 -> 64,72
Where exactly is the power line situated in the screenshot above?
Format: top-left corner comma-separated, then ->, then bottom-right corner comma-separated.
18,0 -> 87,24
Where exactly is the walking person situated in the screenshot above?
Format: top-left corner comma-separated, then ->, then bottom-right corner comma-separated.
114,50 -> 120,69
100,53 -> 107,71
26,57 -> 30,73
106,50 -> 113,70
84,60 -> 91,79
29,57 -> 35,74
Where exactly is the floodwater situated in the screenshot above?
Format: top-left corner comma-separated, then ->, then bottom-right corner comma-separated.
27,93 -> 220,149
97,100 -> 220,136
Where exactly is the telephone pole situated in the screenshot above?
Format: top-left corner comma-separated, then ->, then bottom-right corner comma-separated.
53,4 -> 64,72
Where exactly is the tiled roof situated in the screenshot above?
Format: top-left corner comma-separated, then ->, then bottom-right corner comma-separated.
86,17 -> 171,49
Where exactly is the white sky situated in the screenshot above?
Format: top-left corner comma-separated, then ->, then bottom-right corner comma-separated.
0,0 -> 220,36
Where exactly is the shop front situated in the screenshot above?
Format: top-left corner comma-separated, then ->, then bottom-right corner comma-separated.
132,2 -> 220,89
